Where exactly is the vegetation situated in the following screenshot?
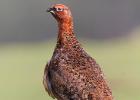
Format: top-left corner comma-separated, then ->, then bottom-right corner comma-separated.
0,36 -> 140,100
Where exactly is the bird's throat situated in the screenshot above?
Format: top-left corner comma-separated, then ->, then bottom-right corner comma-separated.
58,18 -> 73,34
57,18 -> 74,45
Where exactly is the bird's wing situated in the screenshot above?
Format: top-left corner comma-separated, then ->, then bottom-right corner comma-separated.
43,61 -> 55,99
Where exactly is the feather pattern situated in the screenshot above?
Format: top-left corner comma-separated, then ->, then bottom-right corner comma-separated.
43,4 -> 113,100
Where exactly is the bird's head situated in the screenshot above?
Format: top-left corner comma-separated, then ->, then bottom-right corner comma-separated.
47,4 -> 72,22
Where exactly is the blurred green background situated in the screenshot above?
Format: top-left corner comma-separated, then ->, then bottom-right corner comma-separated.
0,33 -> 140,100
0,0 -> 140,100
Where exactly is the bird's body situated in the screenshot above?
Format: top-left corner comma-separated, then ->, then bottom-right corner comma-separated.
43,4 -> 113,100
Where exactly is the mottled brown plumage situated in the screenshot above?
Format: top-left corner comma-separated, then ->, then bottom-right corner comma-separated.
43,4 -> 113,100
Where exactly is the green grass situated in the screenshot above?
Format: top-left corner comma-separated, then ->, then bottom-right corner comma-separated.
0,37 -> 140,100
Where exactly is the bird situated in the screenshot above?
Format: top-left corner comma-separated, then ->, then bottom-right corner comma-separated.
43,4 -> 113,100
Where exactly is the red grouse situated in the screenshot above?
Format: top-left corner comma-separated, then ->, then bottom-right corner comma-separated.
43,4 -> 113,100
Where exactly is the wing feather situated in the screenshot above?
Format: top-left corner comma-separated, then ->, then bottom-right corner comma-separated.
43,61 -> 55,99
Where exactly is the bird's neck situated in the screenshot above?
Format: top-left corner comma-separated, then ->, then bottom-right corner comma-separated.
58,18 -> 74,34
57,18 -> 75,46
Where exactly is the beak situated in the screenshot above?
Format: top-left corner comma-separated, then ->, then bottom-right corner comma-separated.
46,8 -> 55,14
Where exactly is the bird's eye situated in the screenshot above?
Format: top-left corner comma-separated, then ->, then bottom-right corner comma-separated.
56,8 -> 64,12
